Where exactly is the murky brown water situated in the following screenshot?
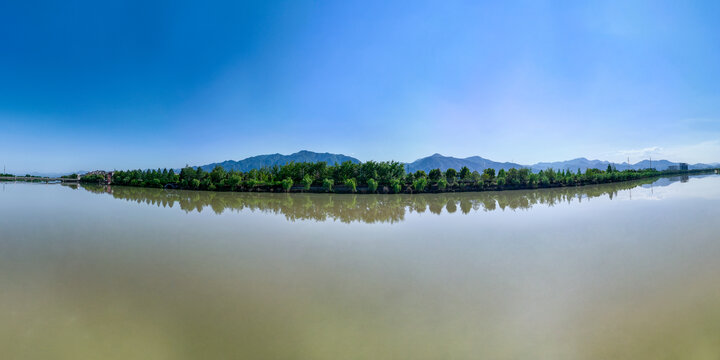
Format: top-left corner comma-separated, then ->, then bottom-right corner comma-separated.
1,174 -> 720,359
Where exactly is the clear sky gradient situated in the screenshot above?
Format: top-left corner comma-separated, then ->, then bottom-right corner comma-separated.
2,0 -> 719,173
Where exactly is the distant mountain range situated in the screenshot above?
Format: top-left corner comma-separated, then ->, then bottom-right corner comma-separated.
194,150 -> 360,172
404,153 -> 524,173
190,150 -> 719,173
22,151 -> 716,177
529,158 -> 716,172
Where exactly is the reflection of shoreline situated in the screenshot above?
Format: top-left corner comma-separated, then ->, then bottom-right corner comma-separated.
74,175 -> 710,224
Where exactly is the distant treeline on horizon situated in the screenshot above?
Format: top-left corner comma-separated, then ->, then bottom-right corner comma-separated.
107,159 -> 716,194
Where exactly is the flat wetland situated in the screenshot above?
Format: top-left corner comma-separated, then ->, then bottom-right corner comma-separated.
2,174 -> 720,359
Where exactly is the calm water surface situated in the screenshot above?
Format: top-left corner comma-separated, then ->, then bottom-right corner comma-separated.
1,175 -> 720,359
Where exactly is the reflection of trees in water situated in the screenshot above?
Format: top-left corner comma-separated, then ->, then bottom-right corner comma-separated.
81,177 -> 667,224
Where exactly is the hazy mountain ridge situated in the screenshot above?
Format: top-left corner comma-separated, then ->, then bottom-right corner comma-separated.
27,152 -> 715,177
404,153 -> 524,173
195,150 -> 361,172
417,154 -> 717,173
192,151 -> 718,174
532,158 -> 716,172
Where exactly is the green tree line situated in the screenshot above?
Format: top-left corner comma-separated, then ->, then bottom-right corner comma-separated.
109,161 -> 715,193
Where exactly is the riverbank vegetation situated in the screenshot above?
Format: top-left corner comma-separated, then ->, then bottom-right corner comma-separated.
79,174 -> 106,183
109,161 -> 718,194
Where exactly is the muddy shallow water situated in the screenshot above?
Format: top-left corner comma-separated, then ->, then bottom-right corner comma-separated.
1,175 -> 719,359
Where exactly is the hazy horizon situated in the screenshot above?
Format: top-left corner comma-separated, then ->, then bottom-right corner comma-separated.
5,149 -> 718,177
2,1 -> 720,173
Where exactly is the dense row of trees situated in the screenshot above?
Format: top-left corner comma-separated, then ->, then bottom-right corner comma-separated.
110,161 -> 714,193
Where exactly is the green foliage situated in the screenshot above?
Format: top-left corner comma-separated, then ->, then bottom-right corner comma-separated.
322,178 -> 334,192
281,177 -> 293,192
539,175 -> 550,187
302,174 -> 313,190
367,178 -> 378,193
344,178 -> 357,193
108,158 -> 697,195
390,178 -> 402,194
412,177 -> 427,192
437,178 -> 448,190
470,171 -> 482,184
483,168 -> 495,180
445,168 -> 457,183
428,169 -> 442,182
228,174 -> 242,190
459,166 -> 470,180
80,174 -> 106,183
210,166 -> 226,184
403,172 -> 415,184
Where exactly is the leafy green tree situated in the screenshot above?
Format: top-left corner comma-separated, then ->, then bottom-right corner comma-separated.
403,172 -> 415,184
228,174 -> 242,190
483,168 -> 495,180
437,178 -> 448,190
344,178 -> 357,193
539,175 -> 550,187
412,177 -> 427,192
210,165 -> 226,184
367,178 -> 378,193
428,169 -> 442,182
414,170 -> 427,179
302,174 -> 313,190
322,178 -> 334,192
390,178 -> 402,194
280,177 -> 293,192
459,166 -> 470,180
445,168 -> 457,183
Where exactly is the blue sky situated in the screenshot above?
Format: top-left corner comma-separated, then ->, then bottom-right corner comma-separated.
1,0 -> 719,173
